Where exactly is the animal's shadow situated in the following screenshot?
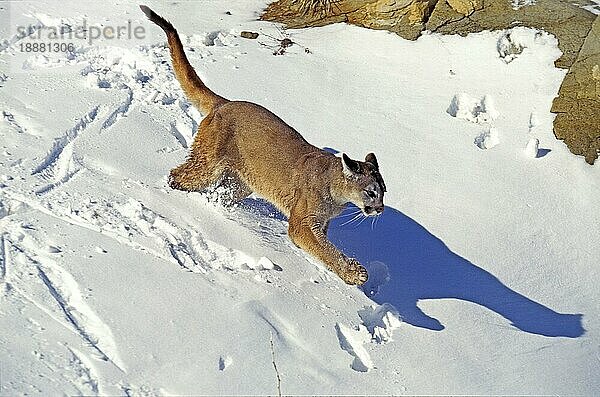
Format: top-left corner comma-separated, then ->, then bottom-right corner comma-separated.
328,205 -> 585,338
237,146 -> 583,337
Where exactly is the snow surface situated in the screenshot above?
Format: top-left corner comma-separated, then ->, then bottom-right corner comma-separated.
1,0 -> 599,395
582,0 -> 600,15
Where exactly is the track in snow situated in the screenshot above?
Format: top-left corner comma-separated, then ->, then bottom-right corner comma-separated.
32,106 -> 100,194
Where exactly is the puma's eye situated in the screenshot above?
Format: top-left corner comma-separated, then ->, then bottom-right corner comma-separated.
364,190 -> 377,199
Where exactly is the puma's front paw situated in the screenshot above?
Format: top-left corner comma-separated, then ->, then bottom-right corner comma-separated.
340,258 -> 368,286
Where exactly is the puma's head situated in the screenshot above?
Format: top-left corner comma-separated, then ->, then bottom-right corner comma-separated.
340,152 -> 386,216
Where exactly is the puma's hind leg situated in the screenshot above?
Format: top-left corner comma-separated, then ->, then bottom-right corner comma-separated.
168,157 -> 221,192
169,113 -> 226,192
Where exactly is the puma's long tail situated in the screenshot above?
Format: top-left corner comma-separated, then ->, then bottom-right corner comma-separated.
140,5 -> 227,114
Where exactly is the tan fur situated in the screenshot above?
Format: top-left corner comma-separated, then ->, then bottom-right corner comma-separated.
141,6 -> 387,285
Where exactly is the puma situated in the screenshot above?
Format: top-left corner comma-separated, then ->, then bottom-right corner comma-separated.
140,5 -> 386,285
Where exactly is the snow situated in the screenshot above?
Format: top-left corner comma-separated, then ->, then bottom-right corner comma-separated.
582,0 -> 600,15
474,127 -> 500,150
1,0 -> 599,395
447,93 -> 499,124
512,0 -> 536,10
524,137 -> 540,158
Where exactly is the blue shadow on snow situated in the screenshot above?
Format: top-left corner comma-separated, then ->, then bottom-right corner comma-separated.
241,148 -> 583,337
328,205 -> 584,338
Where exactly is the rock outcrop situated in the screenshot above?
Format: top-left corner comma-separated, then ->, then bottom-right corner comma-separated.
262,0 -> 438,40
551,17 -> 600,164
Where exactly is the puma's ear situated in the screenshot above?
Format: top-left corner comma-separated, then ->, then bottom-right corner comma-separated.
341,153 -> 361,177
365,152 -> 379,169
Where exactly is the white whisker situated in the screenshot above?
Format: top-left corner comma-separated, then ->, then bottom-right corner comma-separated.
336,209 -> 362,218
340,212 -> 363,227
355,215 -> 368,228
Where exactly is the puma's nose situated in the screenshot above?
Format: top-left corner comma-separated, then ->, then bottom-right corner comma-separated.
375,206 -> 384,214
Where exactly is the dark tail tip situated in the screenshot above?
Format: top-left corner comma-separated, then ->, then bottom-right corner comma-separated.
139,5 -> 175,32
139,5 -> 155,20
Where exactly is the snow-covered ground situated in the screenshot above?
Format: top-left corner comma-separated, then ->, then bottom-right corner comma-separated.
1,1 -> 599,395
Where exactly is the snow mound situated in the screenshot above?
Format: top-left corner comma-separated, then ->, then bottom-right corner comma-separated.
474,127 -> 500,149
334,323 -> 374,372
218,355 -> 233,371
447,93 -> 499,123
497,28 -> 558,63
358,303 -> 402,344
524,137 -> 540,158
200,31 -> 234,47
